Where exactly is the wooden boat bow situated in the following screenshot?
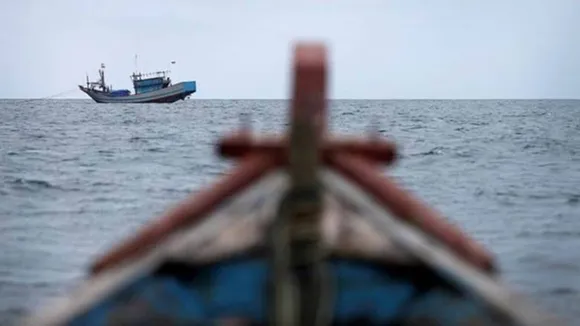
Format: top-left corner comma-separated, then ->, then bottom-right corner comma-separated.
90,43 -> 496,276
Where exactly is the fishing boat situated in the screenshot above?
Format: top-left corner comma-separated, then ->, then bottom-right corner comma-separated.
78,63 -> 196,104
26,43 -> 559,325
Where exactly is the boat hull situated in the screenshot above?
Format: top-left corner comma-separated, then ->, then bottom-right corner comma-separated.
79,81 -> 196,104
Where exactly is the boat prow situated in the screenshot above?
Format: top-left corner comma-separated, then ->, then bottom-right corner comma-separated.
25,44 -> 561,325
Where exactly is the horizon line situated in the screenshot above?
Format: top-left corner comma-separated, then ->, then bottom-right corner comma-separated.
2,97 -> 580,101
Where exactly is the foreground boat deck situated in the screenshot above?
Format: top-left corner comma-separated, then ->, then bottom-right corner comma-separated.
26,171 -> 556,325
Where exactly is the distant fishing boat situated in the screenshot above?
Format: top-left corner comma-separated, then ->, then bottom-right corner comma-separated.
79,62 -> 196,103
26,43 -> 559,325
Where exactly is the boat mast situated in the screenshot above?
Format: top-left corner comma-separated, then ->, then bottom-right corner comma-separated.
269,44 -> 329,325
99,63 -> 106,91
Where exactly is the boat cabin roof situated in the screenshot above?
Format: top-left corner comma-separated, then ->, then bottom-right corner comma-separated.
131,71 -> 170,81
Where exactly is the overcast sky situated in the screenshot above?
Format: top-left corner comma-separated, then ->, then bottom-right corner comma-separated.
2,0 -> 580,99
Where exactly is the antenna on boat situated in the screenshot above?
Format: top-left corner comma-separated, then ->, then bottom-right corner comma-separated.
134,54 -> 139,74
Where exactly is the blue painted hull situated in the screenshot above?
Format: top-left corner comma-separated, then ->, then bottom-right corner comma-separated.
62,258 -> 514,325
79,81 -> 196,104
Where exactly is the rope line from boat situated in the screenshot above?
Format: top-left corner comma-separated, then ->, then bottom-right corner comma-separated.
268,188 -> 335,326
21,88 -> 79,103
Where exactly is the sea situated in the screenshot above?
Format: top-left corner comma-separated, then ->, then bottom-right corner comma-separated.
0,99 -> 579,325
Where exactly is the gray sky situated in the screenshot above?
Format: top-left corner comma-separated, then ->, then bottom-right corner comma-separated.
2,0 -> 580,99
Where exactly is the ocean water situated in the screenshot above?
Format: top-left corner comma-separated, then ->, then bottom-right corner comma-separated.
0,99 -> 579,324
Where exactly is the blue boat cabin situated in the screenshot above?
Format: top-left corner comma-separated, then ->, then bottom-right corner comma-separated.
131,73 -> 171,94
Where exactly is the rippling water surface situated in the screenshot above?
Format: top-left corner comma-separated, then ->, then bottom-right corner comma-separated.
1,99 -> 579,324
